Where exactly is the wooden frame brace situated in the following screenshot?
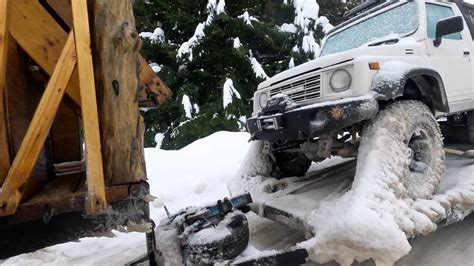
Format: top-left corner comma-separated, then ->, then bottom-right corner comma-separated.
0,32 -> 77,217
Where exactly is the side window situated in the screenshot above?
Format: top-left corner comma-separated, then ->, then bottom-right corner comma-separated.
426,3 -> 462,40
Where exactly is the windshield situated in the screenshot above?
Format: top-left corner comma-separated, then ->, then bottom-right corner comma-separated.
320,2 -> 418,57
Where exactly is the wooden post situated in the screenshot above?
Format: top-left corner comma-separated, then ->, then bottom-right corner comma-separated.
0,32 -> 77,217
0,0 -> 11,183
71,0 -> 107,214
89,0 -> 147,185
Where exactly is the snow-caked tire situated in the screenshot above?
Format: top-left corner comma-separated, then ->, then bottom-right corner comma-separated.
272,152 -> 311,179
467,111 -> 474,144
360,100 -> 445,199
185,212 -> 249,264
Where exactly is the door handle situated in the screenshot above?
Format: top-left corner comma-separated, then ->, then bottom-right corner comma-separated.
463,50 -> 471,56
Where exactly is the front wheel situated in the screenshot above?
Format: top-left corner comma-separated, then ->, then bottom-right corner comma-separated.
359,100 -> 445,199
271,151 -> 312,179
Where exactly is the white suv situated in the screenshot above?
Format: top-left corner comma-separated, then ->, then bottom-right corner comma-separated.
247,0 -> 474,197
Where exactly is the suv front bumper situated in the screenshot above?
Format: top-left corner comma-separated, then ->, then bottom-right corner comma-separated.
247,94 -> 379,142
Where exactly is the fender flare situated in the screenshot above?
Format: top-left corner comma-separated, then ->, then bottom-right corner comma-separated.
371,64 -> 449,113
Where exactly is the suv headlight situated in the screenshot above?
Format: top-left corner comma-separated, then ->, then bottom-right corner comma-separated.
258,91 -> 269,108
329,69 -> 352,93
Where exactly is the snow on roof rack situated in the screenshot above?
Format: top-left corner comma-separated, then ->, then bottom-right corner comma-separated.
326,1 -> 395,36
343,0 -> 387,20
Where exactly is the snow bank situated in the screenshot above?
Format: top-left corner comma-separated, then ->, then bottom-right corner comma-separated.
230,104 -> 474,265
3,128 -> 473,265
3,132 -> 251,265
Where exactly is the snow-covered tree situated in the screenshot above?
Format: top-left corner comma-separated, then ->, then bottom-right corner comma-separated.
134,0 -> 353,149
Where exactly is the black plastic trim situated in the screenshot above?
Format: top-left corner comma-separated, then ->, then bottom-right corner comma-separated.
247,95 -> 379,142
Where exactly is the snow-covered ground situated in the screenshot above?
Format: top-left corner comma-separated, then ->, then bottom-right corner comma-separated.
1,132 -> 251,266
2,131 -> 473,265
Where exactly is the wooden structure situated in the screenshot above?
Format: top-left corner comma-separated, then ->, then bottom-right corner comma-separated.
0,0 -> 171,258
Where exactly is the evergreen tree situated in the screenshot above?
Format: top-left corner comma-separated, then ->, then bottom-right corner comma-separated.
134,0 -> 352,149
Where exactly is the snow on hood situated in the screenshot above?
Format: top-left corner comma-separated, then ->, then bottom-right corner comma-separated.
257,50 -> 355,89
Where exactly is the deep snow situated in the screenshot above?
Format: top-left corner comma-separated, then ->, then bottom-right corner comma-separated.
2,131 -> 473,265
1,132 -> 251,266
231,133 -> 473,266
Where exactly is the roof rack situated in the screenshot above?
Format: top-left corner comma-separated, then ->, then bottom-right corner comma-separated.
326,1 -> 394,36
343,0 -> 387,20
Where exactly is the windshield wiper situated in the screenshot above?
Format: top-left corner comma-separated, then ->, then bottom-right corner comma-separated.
368,38 -> 399,47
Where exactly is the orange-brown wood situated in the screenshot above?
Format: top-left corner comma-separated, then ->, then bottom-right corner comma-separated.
9,0 -> 81,107
137,55 -> 173,107
90,0 -> 147,185
46,0 -> 73,29
0,32 -> 77,217
71,0 -> 107,214
46,0 -> 172,108
0,0 -> 11,183
5,39 -> 50,202
51,103 -> 81,164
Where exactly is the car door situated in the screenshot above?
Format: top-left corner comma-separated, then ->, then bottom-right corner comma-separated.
425,1 -> 473,113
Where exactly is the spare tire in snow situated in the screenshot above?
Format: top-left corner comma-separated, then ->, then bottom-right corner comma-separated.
184,212 -> 249,264
360,100 -> 445,199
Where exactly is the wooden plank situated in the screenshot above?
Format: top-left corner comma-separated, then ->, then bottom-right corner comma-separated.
51,102 -> 81,163
137,55 -> 173,107
5,39 -> 50,202
46,0 -> 172,107
9,0 -> 81,107
0,32 -> 77,217
0,183 -> 134,225
46,0 -> 73,29
71,0 -> 107,214
12,0 -> 170,110
0,0 -> 11,183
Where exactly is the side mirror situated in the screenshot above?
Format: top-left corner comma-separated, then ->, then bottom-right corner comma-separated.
434,16 -> 464,47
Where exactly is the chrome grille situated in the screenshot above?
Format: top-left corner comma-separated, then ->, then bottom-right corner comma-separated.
269,74 -> 321,104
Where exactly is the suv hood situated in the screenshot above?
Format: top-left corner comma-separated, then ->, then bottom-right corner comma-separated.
258,50 -> 355,90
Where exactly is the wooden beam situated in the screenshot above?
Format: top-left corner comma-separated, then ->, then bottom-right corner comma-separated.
90,0 -> 147,185
137,55 -> 173,107
71,0 -> 107,214
41,0 -> 173,108
9,0 -> 81,106
0,0 -> 11,183
0,32 -> 77,217
46,0 -> 73,29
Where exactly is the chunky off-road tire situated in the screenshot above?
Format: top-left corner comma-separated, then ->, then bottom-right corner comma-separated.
467,111 -> 474,144
185,212 -> 249,264
272,152 -> 312,179
360,100 -> 445,199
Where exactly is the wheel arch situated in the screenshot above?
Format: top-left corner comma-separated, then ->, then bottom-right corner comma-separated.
372,67 -> 450,114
